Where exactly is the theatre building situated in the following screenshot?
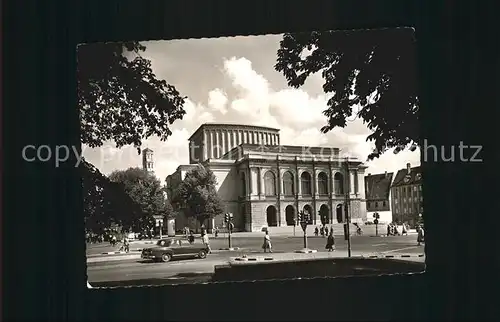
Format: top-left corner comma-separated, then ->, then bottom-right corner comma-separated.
166,123 -> 368,233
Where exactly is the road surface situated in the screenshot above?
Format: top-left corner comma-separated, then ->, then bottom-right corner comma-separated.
88,235 -> 425,287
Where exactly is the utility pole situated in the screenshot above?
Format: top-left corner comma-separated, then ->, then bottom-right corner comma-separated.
345,157 -> 352,257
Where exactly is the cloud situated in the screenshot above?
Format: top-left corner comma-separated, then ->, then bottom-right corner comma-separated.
208,89 -> 228,114
82,40 -> 420,183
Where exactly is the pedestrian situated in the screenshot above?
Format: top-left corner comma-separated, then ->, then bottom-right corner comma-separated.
314,226 -> 319,236
202,232 -> 212,254
262,231 -> 272,253
320,226 -> 325,237
188,231 -> 195,244
214,226 -> 219,238
325,230 -> 335,251
417,225 -> 425,246
123,237 -> 130,253
402,223 -> 408,236
324,225 -> 329,237
111,235 -> 117,246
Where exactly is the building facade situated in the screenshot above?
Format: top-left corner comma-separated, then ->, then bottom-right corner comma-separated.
142,148 -> 154,174
167,123 -> 368,233
365,172 -> 394,224
390,163 -> 423,227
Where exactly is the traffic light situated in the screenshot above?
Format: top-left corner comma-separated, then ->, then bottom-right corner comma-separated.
374,218 -> 379,225
304,212 -> 311,223
224,213 -> 229,223
229,213 -> 233,221
297,211 -> 302,223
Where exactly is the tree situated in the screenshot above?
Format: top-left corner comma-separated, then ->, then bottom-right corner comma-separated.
109,167 -> 174,232
77,41 -> 187,152
78,42 -> 186,233
275,28 -> 418,160
172,166 -> 225,226
81,158 -> 141,235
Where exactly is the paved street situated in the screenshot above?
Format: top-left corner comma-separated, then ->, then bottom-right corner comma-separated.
87,234 -> 425,287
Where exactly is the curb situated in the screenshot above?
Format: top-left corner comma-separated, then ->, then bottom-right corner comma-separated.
294,249 -> 318,254
233,256 -> 274,262
365,254 -> 424,259
218,247 -> 241,251
101,249 -> 142,255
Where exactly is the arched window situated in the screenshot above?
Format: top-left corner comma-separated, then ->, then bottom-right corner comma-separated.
264,171 -> 276,196
282,171 -> 294,196
318,172 -> 328,195
300,172 -> 312,196
334,173 -> 344,195
241,172 -> 246,196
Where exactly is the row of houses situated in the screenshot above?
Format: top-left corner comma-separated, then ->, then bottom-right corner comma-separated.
364,163 -> 423,227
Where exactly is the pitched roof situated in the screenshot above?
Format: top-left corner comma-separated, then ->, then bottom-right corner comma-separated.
391,166 -> 422,187
365,172 -> 394,200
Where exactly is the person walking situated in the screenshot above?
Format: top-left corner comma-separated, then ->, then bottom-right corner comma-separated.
123,237 -> 130,253
202,232 -> 212,254
324,225 -> 329,237
325,230 -> 335,252
262,231 -> 273,253
314,226 -> 319,236
188,231 -> 195,244
417,225 -> 425,246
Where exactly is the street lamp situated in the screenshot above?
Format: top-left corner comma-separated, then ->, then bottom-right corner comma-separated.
344,156 -> 352,258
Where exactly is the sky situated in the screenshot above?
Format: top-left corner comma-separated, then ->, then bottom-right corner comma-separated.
82,33 -> 420,182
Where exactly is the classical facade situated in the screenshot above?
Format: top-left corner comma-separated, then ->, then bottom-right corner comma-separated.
167,123 -> 368,233
390,163 -> 423,227
364,172 -> 394,224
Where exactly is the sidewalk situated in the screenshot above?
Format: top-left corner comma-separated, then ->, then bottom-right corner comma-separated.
228,251 -> 425,265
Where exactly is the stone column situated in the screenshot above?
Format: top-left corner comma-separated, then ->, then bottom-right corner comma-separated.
221,130 -> 226,156
277,134 -> 280,145
214,130 -> 219,158
209,130 -> 214,159
259,132 -> 264,145
250,168 -> 259,196
203,130 -> 208,161
279,170 -> 284,195
297,170 -> 302,196
232,130 -> 237,149
258,168 -> 264,196
238,130 -> 242,145
314,170 -> 320,197
349,171 -> 355,195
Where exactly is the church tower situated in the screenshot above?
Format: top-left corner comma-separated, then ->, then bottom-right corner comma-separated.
142,148 -> 154,173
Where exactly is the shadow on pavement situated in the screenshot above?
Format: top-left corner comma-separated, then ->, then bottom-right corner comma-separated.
89,273 -> 213,288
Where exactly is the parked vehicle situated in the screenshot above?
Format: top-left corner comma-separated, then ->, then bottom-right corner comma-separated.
141,238 -> 210,262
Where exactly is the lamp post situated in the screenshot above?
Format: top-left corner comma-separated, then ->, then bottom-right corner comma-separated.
344,157 -> 352,258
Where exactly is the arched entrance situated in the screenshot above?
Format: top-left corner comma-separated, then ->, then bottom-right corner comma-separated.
336,204 -> 344,223
319,204 -> 329,225
285,205 -> 295,226
266,205 -> 278,227
303,204 -> 313,224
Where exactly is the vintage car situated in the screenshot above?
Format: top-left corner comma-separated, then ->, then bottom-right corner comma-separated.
141,238 -> 210,262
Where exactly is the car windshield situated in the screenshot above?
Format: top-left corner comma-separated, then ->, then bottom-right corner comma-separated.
157,240 -> 172,247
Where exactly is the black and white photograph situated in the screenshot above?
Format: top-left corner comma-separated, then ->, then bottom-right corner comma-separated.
79,28 -> 425,288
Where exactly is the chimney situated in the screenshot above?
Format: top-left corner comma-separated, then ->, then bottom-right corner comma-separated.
406,163 -> 411,174
367,173 -> 371,176
385,171 -> 388,177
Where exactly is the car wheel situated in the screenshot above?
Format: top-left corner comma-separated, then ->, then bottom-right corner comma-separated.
198,250 -> 207,259
161,253 -> 172,262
